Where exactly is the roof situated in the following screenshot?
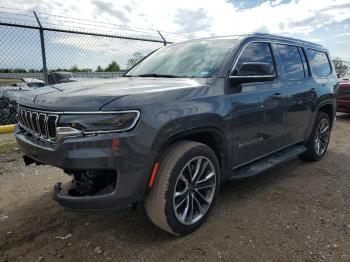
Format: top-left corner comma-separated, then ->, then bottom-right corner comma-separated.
180,33 -> 325,50
241,33 -> 324,49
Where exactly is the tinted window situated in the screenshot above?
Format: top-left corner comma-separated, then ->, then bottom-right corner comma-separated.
308,49 -> 332,77
235,42 -> 275,74
277,44 -> 304,80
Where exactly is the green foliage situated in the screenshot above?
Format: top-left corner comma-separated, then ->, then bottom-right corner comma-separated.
0,61 -> 122,74
104,61 -> 121,72
126,52 -> 144,69
69,65 -> 92,73
0,68 -> 27,73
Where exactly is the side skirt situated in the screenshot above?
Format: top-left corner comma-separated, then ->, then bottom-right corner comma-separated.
228,144 -> 307,180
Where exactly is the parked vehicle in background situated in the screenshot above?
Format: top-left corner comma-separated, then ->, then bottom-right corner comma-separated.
15,33 -> 337,235
0,72 -> 77,125
0,78 -> 45,124
336,68 -> 350,113
48,72 -> 77,85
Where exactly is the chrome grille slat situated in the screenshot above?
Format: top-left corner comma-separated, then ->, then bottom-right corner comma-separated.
47,115 -> 58,139
32,112 -> 40,133
28,111 -> 34,131
39,113 -> 48,138
21,108 -> 26,128
24,110 -> 30,129
17,106 -> 59,142
18,108 -> 24,127
19,108 -> 24,127
44,114 -> 49,138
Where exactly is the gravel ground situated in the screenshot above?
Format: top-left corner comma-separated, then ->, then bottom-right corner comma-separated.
0,115 -> 349,262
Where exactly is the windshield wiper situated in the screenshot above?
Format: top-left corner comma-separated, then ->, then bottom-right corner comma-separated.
135,73 -> 181,78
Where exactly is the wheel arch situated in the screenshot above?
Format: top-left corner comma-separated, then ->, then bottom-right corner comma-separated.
305,99 -> 335,141
318,102 -> 335,127
153,126 -> 230,178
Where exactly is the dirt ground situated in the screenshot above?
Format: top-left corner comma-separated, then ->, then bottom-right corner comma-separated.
0,115 -> 349,262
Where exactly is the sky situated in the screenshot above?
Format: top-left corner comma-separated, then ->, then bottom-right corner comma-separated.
1,0 -> 350,70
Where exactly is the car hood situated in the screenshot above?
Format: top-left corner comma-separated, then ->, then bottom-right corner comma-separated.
17,77 -> 206,111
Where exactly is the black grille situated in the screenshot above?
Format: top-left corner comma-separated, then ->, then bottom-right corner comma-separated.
47,115 -> 58,139
18,106 -> 59,141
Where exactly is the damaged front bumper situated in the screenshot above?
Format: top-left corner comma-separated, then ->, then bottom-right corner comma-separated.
15,126 -> 155,211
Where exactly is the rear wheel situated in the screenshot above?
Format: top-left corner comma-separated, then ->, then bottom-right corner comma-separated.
145,141 -> 220,235
300,112 -> 331,161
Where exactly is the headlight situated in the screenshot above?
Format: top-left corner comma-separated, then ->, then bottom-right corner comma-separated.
57,110 -> 140,134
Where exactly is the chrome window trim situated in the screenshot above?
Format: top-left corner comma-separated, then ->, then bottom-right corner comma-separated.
229,39 -> 326,77
229,74 -> 277,79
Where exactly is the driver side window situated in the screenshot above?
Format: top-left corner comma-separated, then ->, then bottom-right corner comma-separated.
234,42 -> 276,75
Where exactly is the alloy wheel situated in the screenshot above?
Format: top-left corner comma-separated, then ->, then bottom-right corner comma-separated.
314,118 -> 330,156
173,156 -> 217,225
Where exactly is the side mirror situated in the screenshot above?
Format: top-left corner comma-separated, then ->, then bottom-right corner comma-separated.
230,62 -> 276,83
336,73 -> 341,78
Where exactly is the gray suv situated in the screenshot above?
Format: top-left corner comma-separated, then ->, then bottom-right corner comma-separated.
15,33 -> 337,235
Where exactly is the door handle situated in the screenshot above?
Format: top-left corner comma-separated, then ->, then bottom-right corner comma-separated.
271,93 -> 286,99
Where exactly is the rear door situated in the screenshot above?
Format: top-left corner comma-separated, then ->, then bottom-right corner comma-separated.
229,42 -> 288,167
276,44 -> 316,143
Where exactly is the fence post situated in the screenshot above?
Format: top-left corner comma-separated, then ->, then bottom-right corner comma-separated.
157,30 -> 167,46
33,11 -> 48,85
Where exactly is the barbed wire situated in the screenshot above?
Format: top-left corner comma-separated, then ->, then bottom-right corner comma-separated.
0,6 -> 192,41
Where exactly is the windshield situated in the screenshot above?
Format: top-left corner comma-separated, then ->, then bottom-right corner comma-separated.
125,39 -> 237,78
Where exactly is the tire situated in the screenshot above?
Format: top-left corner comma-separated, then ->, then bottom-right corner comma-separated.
145,141 -> 220,235
300,112 -> 331,161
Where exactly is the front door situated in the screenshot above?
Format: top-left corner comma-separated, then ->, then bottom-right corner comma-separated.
229,42 -> 288,167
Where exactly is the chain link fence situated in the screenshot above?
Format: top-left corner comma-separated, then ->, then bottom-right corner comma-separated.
0,7 -> 189,125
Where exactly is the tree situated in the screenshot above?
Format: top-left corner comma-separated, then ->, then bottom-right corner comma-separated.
96,65 -> 103,72
68,65 -> 92,73
12,68 -> 27,73
126,52 -> 144,69
69,65 -> 79,73
332,57 -> 348,75
104,61 -> 121,72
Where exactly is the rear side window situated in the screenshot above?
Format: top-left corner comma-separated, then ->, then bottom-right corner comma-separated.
235,42 -> 275,73
308,49 -> 332,77
277,44 -> 304,80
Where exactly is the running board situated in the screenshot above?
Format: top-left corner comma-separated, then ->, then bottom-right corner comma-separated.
229,145 -> 307,179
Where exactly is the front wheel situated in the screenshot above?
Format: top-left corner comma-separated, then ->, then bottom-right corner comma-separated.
145,141 -> 220,235
300,112 -> 331,161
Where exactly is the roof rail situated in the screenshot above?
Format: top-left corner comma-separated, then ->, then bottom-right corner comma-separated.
248,32 -> 323,48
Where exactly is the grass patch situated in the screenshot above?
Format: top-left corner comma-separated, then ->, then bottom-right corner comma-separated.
0,78 -> 19,87
0,138 -> 18,154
